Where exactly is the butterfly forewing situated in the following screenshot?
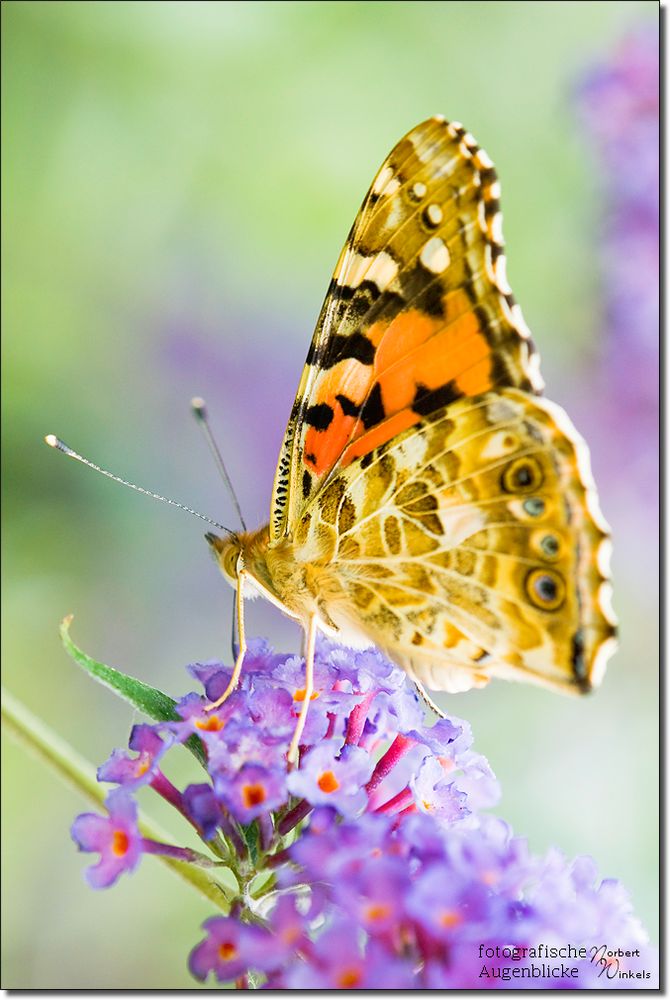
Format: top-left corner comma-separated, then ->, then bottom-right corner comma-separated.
271,115 -> 543,541
262,115 -> 616,696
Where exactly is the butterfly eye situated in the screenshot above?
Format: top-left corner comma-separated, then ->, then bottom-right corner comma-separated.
501,457 -> 544,494
222,545 -> 240,581
526,569 -> 565,611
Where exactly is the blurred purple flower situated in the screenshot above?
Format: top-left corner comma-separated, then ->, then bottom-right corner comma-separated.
575,23 -> 659,512
189,915 -> 286,984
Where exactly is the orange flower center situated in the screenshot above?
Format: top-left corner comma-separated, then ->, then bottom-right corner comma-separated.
218,941 -> 238,961
111,830 -> 129,857
439,909 -> 462,929
293,688 -> 320,703
135,753 -> 151,777
242,783 -> 267,808
317,770 -> 340,793
337,968 -> 362,988
365,902 -> 391,922
196,715 -> 224,732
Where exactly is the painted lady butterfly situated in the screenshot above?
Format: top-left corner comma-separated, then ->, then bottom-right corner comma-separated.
206,116 -> 617,762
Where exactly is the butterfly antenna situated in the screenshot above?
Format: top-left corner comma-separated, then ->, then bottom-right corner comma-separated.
190,397 -> 247,531
44,434 -> 232,533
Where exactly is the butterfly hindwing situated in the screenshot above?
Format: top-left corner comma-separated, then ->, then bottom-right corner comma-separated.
271,116 -> 543,541
291,389 -> 616,693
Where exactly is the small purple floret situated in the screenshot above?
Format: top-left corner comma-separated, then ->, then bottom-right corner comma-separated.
287,742 -> 373,817
70,790 -> 143,888
189,915 -> 286,983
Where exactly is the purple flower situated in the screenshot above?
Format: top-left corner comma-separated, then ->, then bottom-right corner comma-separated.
181,783 -> 222,840
287,742 -> 373,817
189,915 -> 286,983
574,23 -> 659,515
266,894 -> 311,952
410,755 -> 469,821
70,790 -> 143,888
279,921 -> 416,989
70,639 -> 657,987
97,724 -> 170,788
171,690 -> 246,746
216,762 -> 287,822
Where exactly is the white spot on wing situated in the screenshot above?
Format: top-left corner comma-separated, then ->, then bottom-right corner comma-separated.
420,236 -> 450,274
372,164 -> 394,196
526,351 -> 545,391
590,634 -> 617,686
597,537 -> 613,578
494,254 -> 512,294
425,203 -> 443,226
585,488 -> 612,534
484,242 -> 495,282
512,303 -> 534,343
337,250 -> 399,292
490,212 -> 504,243
480,430 -> 519,459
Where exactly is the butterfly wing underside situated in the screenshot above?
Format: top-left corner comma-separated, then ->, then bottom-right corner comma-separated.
269,116 -> 617,693
290,389 -> 617,693
271,116 -> 542,539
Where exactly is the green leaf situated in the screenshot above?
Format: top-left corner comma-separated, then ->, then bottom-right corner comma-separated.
1,687 -> 235,911
60,615 -> 206,768
241,820 -> 260,866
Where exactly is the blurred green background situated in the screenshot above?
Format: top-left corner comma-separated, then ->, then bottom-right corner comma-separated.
2,1 -> 658,988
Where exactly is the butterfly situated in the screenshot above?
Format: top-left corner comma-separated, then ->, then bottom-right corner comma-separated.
205,116 -> 617,762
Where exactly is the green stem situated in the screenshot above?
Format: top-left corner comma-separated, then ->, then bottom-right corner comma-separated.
1,687 -> 236,912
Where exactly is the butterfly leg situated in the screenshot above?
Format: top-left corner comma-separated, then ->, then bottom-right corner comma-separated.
287,614 -> 318,766
206,571 -> 247,711
413,679 -> 448,720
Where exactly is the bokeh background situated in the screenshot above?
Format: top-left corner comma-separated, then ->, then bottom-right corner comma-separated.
2,1 -> 659,988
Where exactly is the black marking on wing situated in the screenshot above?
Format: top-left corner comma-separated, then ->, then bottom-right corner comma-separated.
412,380 -> 461,416
319,331 -> 376,369
302,469 -> 312,499
336,393 -> 361,417
360,382 -> 385,429
304,402 -> 334,431
571,629 -> 586,676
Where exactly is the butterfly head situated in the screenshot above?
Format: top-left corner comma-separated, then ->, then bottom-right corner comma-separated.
205,531 -> 242,584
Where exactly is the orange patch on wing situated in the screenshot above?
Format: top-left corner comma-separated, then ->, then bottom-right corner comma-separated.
342,407 -> 420,465
376,309 -> 492,411
373,310 -> 438,371
303,358 -> 374,475
303,301 -> 492,478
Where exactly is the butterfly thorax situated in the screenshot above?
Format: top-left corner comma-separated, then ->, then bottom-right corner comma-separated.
207,527 -> 343,629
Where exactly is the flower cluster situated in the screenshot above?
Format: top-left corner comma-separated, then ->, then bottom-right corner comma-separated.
71,639 -> 657,988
